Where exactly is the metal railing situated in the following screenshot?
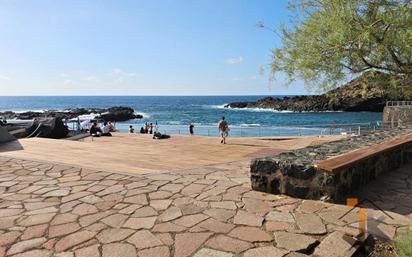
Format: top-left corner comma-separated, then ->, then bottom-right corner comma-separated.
152,122 -> 378,137
386,101 -> 412,107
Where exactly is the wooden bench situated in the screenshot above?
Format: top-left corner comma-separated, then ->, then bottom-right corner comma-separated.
315,133 -> 412,173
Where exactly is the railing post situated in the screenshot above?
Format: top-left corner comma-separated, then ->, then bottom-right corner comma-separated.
207,129 -> 210,137
358,126 -> 361,135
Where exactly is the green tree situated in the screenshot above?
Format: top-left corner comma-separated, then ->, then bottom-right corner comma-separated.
266,0 -> 412,93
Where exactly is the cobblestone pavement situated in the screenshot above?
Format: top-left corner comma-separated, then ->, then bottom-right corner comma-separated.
0,156 -> 411,257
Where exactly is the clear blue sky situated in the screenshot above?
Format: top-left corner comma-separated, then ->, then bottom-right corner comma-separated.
0,0 -> 307,96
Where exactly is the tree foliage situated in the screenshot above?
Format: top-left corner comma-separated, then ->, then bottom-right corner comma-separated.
268,0 -> 412,93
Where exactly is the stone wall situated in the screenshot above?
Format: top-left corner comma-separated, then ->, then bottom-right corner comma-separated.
251,128 -> 412,203
383,105 -> 412,126
0,126 -> 15,143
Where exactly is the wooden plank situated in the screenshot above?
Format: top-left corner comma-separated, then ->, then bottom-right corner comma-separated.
315,133 -> 412,173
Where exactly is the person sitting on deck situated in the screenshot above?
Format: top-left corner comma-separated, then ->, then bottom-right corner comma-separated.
101,122 -> 112,136
108,121 -> 115,132
140,127 -> 145,134
89,122 -> 102,137
128,125 -> 135,133
153,131 -> 170,140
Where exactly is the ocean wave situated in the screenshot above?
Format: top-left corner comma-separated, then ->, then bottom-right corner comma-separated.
135,112 -> 150,119
227,107 -> 343,113
207,104 -> 227,109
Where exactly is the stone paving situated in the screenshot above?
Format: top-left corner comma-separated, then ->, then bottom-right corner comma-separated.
0,156 -> 411,257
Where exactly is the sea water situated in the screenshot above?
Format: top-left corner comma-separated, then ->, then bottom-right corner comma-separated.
0,96 -> 382,137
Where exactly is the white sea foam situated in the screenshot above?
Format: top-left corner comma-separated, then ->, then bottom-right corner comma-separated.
207,104 -> 227,109
134,112 -> 150,119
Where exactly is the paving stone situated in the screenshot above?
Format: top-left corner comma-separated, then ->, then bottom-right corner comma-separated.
242,198 -> 272,214
137,246 -> 170,257
18,213 -> 56,227
205,235 -> 253,253
156,233 -> 174,246
102,243 -> 136,257
0,208 -> 24,217
101,214 -> 128,228
0,231 -> 21,246
49,222 -> 81,238
265,211 -> 295,223
228,227 -> 272,242
122,216 -> 156,229
242,246 -> 288,257
131,206 -> 158,217
265,221 -> 296,232
296,200 -> 329,213
150,199 -> 172,210
127,230 -> 163,249
96,185 -> 124,196
75,244 -> 100,257
124,194 -> 148,205
294,212 -> 327,235
97,228 -> 134,244
159,206 -> 183,222
203,209 -> 235,222
55,231 -> 97,252
7,237 -> 47,255
79,210 -> 114,227
284,253 -> 308,257
152,222 -> 187,233
43,189 -> 70,197
233,211 -> 264,227
149,191 -> 173,200
197,218 -> 235,233
54,252 -> 74,257
72,203 -> 99,216
313,231 -> 357,257
174,214 -> 209,228
193,248 -> 233,257
210,201 -> 237,210
118,204 -> 142,214
174,232 -> 212,257
50,213 -> 78,226
274,231 -> 318,252
11,249 -> 52,257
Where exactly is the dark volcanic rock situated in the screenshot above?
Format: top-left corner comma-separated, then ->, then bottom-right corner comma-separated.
0,106 -> 143,122
225,72 -> 405,112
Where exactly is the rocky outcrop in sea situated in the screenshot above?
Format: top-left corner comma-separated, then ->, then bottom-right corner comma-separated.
0,106 -> 143,122
226,73 -> 407,112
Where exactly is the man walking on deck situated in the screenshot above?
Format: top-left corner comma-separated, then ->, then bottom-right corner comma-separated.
218,116 -> 229,144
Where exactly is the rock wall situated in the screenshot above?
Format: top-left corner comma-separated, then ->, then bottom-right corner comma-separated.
251,128 -> 412,203
383,105 -> 412,126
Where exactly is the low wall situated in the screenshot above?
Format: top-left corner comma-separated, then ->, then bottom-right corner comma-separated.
0,126 -> 15,143
251,128 -> 412,203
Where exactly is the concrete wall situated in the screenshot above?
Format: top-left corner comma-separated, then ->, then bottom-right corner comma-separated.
250,140 -> 412,203
383,106 -> 412,126
0,126 -> 15,143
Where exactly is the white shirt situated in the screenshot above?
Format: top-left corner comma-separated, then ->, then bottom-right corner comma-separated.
101,125 -> 110,134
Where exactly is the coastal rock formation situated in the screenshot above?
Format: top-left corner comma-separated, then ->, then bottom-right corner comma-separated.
0,106 -> 143,122
226,73 -> 406,112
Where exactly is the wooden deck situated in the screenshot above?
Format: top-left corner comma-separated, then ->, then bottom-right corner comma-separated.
315,133 -> 412,173
0,133 -> 341,174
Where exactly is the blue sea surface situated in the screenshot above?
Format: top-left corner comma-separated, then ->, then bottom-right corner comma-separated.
0,96 -> 383,136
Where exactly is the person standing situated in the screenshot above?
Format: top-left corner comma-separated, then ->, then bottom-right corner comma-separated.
218,116 -> 229,144
189,124 -> 194,135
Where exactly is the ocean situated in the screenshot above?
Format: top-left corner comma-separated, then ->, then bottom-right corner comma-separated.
0,96 -> 383,137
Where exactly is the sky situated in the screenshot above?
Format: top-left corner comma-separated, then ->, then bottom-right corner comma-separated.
0,0 -> 307,96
